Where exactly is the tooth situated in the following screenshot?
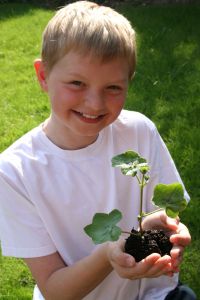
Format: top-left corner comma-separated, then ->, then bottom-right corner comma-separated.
82,113 -> 98,119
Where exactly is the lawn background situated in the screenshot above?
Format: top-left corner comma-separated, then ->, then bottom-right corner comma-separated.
0,2 -> 200,299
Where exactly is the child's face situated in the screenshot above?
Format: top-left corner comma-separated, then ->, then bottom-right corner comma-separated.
35,51 -> 129,149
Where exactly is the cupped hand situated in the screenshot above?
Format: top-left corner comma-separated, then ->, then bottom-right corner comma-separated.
107,238 -> 174,280
141,210 -> 191,274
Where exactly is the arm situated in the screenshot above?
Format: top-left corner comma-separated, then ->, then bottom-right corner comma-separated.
24,230 -> 177,300
24,244 -> 112,300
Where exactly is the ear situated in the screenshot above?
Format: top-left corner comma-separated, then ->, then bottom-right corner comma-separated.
34,59 -> 48,92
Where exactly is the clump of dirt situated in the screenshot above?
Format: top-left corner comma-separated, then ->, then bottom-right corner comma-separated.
124,228 -> 173,262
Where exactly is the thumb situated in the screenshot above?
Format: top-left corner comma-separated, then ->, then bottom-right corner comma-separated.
115,252 -> 136,268
110,242 -> 136,267
160,212 -> 179,231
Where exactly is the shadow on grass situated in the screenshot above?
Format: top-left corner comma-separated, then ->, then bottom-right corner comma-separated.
0,2 -> 52,21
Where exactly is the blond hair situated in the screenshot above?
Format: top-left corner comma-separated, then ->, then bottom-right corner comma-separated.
41,1 -> 136,78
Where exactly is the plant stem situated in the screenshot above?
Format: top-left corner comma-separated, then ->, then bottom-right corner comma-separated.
121,230 -> 141,236
136,174 -> 141,185
142,208 -> 164,217
121,230 -> 132,235
138,174 -> 145,233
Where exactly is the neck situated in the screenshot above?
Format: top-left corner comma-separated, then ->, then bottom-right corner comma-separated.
42,118 -> 99,150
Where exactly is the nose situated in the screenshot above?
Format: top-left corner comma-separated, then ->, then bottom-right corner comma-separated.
84,88 -> 105,112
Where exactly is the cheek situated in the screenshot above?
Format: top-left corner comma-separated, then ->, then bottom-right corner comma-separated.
109,95 -> 126,112
49,88 -> 73,110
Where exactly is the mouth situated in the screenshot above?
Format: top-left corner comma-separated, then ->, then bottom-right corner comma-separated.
81,113 -> 100,119
73,110 -> 105,123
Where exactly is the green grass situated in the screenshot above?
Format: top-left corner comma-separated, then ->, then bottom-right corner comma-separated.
0,3 -> 52,152
0,255 -> 35,299
0,2 -> 200,299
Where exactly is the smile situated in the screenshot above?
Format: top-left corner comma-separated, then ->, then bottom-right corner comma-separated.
73,110 -> 105,123
81,113 -> 99,119
75,111 -> 104,119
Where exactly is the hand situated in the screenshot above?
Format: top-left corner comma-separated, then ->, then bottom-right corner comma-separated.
141,211 -> 191,275
107,238 -> 173,280
169,221 -> 191,274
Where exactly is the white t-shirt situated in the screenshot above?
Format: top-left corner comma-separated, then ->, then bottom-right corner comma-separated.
0,110 -> 189,300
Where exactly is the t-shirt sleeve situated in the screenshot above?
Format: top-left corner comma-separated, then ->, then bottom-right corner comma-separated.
0,175 -> 57,258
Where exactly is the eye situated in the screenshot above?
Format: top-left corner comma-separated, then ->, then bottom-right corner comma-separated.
70,81 -> 83,86
108,85 -> 121,90
67,80 -> 86,90
107,85 -> 122,94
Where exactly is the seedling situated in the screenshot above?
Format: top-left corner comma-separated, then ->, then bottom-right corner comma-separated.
84,150 -> 188,247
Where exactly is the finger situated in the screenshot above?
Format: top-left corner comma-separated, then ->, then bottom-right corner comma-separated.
111,247 -> 136,268
138,253 -> 162,273
170,246 -> 184,268
123,254 -> 136,268
145,211 -> 179,231
170,230 -> 191,246
124,253 -> 161,280
170,245 -> 184,259
144,255 -> 172,277
159,212 -> 179,231
165,263 -> 180,276
123,254 -> 171,280
171,257 -> 182,269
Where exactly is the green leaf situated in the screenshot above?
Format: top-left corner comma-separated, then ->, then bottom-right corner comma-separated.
112,150 -> 146,167
152,182 -> 188,218
112,150 -> 142,166
111,226 -> 122,239
84,209 -> 122,244
109,209 -> 123,225
112,150 -> 148,177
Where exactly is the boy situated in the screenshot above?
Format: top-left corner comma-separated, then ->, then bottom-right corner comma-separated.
0,1 -> 196,300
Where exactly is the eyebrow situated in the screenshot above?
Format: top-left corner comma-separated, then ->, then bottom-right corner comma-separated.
111,79 -> 128,84
68,73 -> 128,83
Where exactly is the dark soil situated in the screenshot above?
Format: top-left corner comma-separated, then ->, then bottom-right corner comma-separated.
124,228 -> 173,262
